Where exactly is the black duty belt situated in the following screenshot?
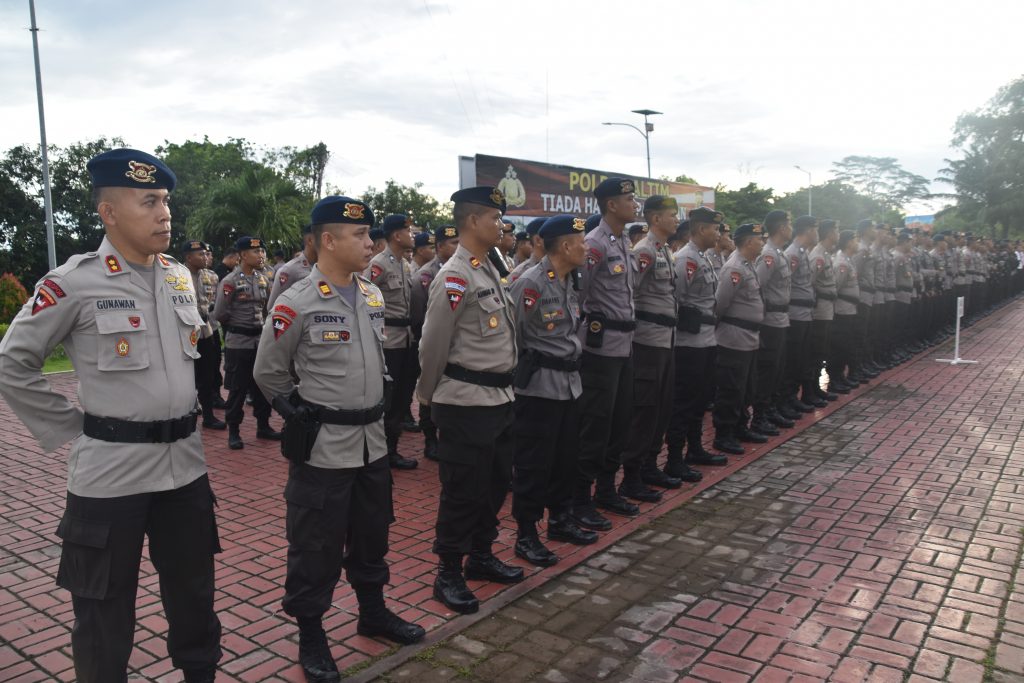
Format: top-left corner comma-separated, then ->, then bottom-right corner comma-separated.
860,285 -> 876,293
533,353 -> 582,372
838,294 -> 861,304
815,292 -> 837,301
384,317 -> 411,327
635,310 -> 678,328
897,286 -> 913,292
84,410 -> 199,444
765,303 -> 789,313
582,312 -> 637,332
720,316 -> 761,332
444,363 -> 515,388
308,398 -> 385,425
790,298 -> 816,308
223,323 -> 262,336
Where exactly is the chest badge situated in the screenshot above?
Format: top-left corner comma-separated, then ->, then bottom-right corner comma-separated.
612,263 -> 624,274
189,329 -> 199,346
116,337 -> 130,357
487,315 -> 499,329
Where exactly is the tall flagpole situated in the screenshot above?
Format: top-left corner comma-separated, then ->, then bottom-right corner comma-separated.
29,0 -> 57,269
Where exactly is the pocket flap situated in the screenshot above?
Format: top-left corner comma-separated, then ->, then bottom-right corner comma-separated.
284,475 -> 327,509
174,307 -> 204,327
478,294 -> 503,313
56,516 -> 110,549
95,312 -> 147,334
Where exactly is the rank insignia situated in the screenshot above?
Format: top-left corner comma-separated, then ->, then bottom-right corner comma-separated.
546,270 -> 556,280
730,272 -> 741,286
189,329 -> 199,346
469,257 -> 482,269
129,316 -> 141,328
165,274 -> 178,284
370,264 -> 384,281
523,288 -> 539,311
343,202 -> 366,220
116,337 -> 130,357
638,253 -> 652,272
763,255 -> 774,268
125,160 -> 157,184
172,276 -> 190,291
685,260 -> 698,281
322,330 -> 341,342
157,255 -> 170,267
272,315 -> 292,340
42,279 -> 66,298
318,281 -> 332,297
274,304 -> 298,318
105,255 -> 122,273
31,288 -> 57,315
487,315 -> 499,329
445,276 -> 467,310
366,295 -> 383,307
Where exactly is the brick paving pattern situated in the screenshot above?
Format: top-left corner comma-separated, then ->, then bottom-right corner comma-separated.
2,300 -> 1024,682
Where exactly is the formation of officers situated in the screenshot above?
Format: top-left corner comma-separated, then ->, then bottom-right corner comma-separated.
0,149 -> 1021,683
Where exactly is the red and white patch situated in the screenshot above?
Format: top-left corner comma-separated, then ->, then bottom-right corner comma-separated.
790,256 -> 800,271
272,315 -> 292,340
340,330 -> 351,342
445,276 -> 467,311
42,279 -> 66,298
523,288 -> 539,312
763,254 -> 774,268
815,258 -> 825,271
730,271 -> 741,286
369,264 -> 384,282
839,265 -> 848,274
685,259 -> 698,281
128,315 -> 141,328
279,272 -> 289,285
222,284 -> 235,296
638,252 -> 652,272
31,287 -> 57,315
420,272 -> 433,289
586,248 -> 603,268
274,304 -> 298,318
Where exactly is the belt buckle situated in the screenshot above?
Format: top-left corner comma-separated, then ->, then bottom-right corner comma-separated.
150,419 -> 173,443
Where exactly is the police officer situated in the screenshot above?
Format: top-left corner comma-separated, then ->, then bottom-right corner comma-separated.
213,236 -> 282,449
0,149 -> 221,682
410,226 -> 459,461
508,217 -> 546,283
628,222 -> 649,247
254,196 -> 425,682
752,210 -> 796,433
852,220 -> 880,379
575,178 -> 639,531
368,214 -> 418,469
828,230 -> 861,391
267,223 -> 316,309
872,226 -> 892,367
665,206 -> 724,479
509,214 -> 597,567
894,230 -> 915,354
418,186 -> 523,615
713,223 -> 766,455
781,216 -> 824,412
412,230 -> 436,270
669,219 -> 690,256
807,219 -> 839,402
183,239 -> 226,430
201,242 -> 226,408
500,217 -> 518,271
513,229 -> 533,265
619,197 -> 681,504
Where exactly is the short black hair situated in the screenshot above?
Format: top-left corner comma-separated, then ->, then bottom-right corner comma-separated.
542,234 -> 572,254
223,247 -> 239,257
453,202 -> 491,227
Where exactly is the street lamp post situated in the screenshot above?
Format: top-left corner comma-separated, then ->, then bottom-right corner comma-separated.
794,165 -> 812,217
602,109 -> 662,178
29,0 -> 56,270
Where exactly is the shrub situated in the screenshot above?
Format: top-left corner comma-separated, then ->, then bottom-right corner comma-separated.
0,273 -> 29,324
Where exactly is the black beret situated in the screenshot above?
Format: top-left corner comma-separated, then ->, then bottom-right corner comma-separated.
414,231 -> 435,248
584,214 -> 602,233
793,215 -> 818,232
838,230 -> 857,249
643,195 -> 678,213
718,223 -> 731,234
451,186 -> 506,211
201,242 -> 213,251
594,177 -> 636,200
369,227 -> 385,241
180,240 -> 205,254
689,206 -> 724,224
675,219 -> 691,238
435,225 -> 458,242
311,196 -> 375,226
628,223 -> 649,237
819,219 -> 838,232
87,148 -> 177,192
734,223 -> 765,242
235,236 -> 266,252
515,231 -> 530,242
301,222 -> 313,235
502,217 -> 516,228
381,214 -> 411,234
525,217 -> 546,237
855,219 -> 875,232
763,210 -> 790,231
932,233 -> 946,243
539,214 -> 587,239
897,230 -> 912,242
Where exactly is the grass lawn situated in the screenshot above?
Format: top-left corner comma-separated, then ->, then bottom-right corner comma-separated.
43,356 -> 73,374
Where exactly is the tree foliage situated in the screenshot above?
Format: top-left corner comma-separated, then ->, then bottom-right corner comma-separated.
360,180 -> 453,228
713,182 -> 775,226
831,155 -> 930,209
774,180 -> 902,229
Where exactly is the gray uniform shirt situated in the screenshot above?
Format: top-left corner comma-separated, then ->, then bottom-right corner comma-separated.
708,249 -> 725,273
883,247 -> 896,303
871,245 -> 886,304
510,255 -> 582,401
253,266 -> 387,468
213,267 -> 270,349
674,242 -> 718,348
809,244 -> 836,321
834,251 -> 860,316
368,247 -> 412,349
786,242 -> 815,322
632,233 -> 677,349
715,251 -> 764,351
411,257 -> 443,333
417,245 -> 517,407
0,237 -> 206,498
895,251 -> 914,303
579,220 -> 636,357
199,268 -> 220,333
267,253 -> 312,309
190,266 -> 215,338
754,238 -> 791,328
853,245 -> 875,306
508,254 -> 540,284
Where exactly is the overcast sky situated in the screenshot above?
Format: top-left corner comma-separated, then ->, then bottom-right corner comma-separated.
2,0 -> 1021,214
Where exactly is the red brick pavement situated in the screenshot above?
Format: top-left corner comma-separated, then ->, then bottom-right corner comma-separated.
1,300 -> 1023,681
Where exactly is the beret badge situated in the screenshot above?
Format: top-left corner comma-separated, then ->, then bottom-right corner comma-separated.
343,203 -> 366,220
125,160 -> 157,184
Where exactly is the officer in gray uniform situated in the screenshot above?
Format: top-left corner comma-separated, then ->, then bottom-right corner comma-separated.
713,223 -> 766,455
509,214 -> 597,567
368,214 -> 418,469
828,230 -> 861,391
183,240 -> 226,430
508,217 -> 546,283
852,220 -> 880,378
267,223 -> 316,309
751,210 -> 795,434
574,177 -> 639,531
418,186 -> 523,616
619,196 -> 680,505
664,207 -> 724,478
254,196 -> 425,683
871,227 -> 891,367
0,149 -> 221,682
199,243 -> 226,408
781,216 -> 824,413
807,220 -> 839,402
893,230 -> 915,353
213,236 -> 281,449
410,225 -> 459,461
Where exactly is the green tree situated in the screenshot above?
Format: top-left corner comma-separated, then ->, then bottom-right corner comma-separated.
774,180 -> 901,228
713,182 -> 775,225
361,180 -> 453,228
661,173 -> 700,185
831,155 -> 930,209
283,142 -> 330,199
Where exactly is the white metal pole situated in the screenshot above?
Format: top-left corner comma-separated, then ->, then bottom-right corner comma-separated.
29,0 -> 57,270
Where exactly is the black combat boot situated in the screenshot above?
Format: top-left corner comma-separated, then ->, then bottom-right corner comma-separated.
464,549 -> 525,583
296,616 -> 340,683
228,425 -> 243,450
354,584 -> 426,645
256,419 -> 283,440
514,521 -> 558,567
433,554 -> 479,614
